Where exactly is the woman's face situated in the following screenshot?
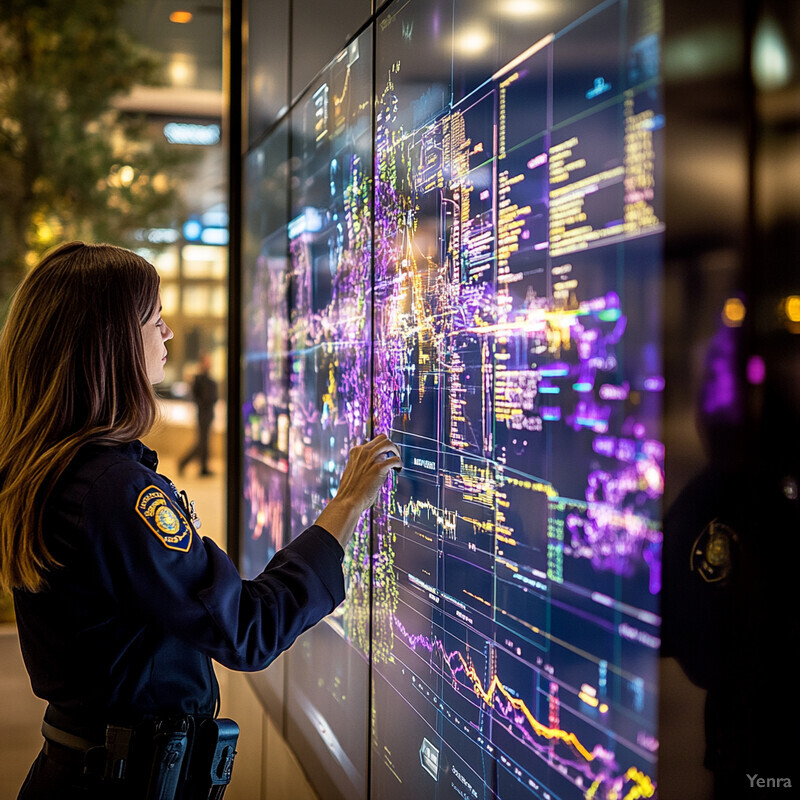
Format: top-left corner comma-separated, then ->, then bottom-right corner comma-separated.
141,299 -> 174,384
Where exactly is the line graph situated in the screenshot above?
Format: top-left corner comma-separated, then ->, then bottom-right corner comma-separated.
391,615 -> 656,798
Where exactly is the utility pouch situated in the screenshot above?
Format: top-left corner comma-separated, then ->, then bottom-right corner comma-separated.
146,716 -> 191,800
187,718 -> 239,799
103,724 -> 134,781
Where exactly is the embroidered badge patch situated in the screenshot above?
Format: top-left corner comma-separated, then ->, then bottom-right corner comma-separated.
136,486 -> 193,552
690,518 -> 737,584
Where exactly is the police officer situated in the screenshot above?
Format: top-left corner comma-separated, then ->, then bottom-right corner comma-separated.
0,242 -> 402,799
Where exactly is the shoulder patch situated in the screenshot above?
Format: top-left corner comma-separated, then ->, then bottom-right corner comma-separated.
136,486 -> 193,552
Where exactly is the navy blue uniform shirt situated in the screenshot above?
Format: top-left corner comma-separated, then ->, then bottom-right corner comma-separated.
13,441 -> 345,741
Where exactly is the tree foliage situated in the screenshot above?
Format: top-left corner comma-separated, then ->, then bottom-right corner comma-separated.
0,0 -> 196,306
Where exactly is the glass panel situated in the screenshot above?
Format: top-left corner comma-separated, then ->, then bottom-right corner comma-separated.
370,1 -> 663,798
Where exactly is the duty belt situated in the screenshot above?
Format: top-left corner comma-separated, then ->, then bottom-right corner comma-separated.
42,719 -> 100,753
41,718 -> 138,781
41,715 -> 238,799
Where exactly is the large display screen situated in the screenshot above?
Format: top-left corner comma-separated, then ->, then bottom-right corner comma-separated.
369,1 -> 662,798
241,1 -> 663,797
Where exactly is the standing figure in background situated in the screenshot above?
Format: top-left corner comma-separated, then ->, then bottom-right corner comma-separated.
180,354 -> 218,476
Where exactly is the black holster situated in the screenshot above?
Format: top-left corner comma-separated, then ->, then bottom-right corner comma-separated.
147,716 -> 239,800
186,718 -> 240,800
146,717 -> 191,800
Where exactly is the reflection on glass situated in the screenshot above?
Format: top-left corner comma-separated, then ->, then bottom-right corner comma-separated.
661,1 -> 800,793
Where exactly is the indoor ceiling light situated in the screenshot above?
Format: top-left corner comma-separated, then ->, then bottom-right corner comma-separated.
500,0 -> 548,19
168,54 -> 197,87
455,27 -> 492,57
752,16 -> 792,90
169,10 -> 193,24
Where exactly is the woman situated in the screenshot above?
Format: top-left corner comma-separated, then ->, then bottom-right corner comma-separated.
0,242 -> 401,799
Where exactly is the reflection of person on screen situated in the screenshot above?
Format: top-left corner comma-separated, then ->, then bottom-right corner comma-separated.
661,319 -> 799,797
0,242 -> 402,798
179,353 -> 218,476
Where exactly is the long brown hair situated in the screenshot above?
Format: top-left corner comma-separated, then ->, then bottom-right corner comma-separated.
0,242 -> 160,592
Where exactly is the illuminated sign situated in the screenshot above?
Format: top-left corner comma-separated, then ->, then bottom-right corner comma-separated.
163,122 -> 221,146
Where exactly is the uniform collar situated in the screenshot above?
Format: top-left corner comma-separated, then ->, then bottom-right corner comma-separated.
87,440 -> 159,471
128,440 -> 159,471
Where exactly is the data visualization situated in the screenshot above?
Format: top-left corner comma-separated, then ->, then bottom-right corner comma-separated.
241,1 -> 663,798
370,1 -> 662,798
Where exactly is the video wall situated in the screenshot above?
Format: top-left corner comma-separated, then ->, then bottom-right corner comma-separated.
241,1 -> 664,798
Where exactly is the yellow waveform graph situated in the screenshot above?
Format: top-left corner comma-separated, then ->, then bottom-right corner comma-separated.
459,654 -> 595,761
586,767 -> 655,800
334,64 -> 351,109
457,654 -> 656,799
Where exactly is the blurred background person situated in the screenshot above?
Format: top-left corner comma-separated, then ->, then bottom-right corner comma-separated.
179,353 -> 219,476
